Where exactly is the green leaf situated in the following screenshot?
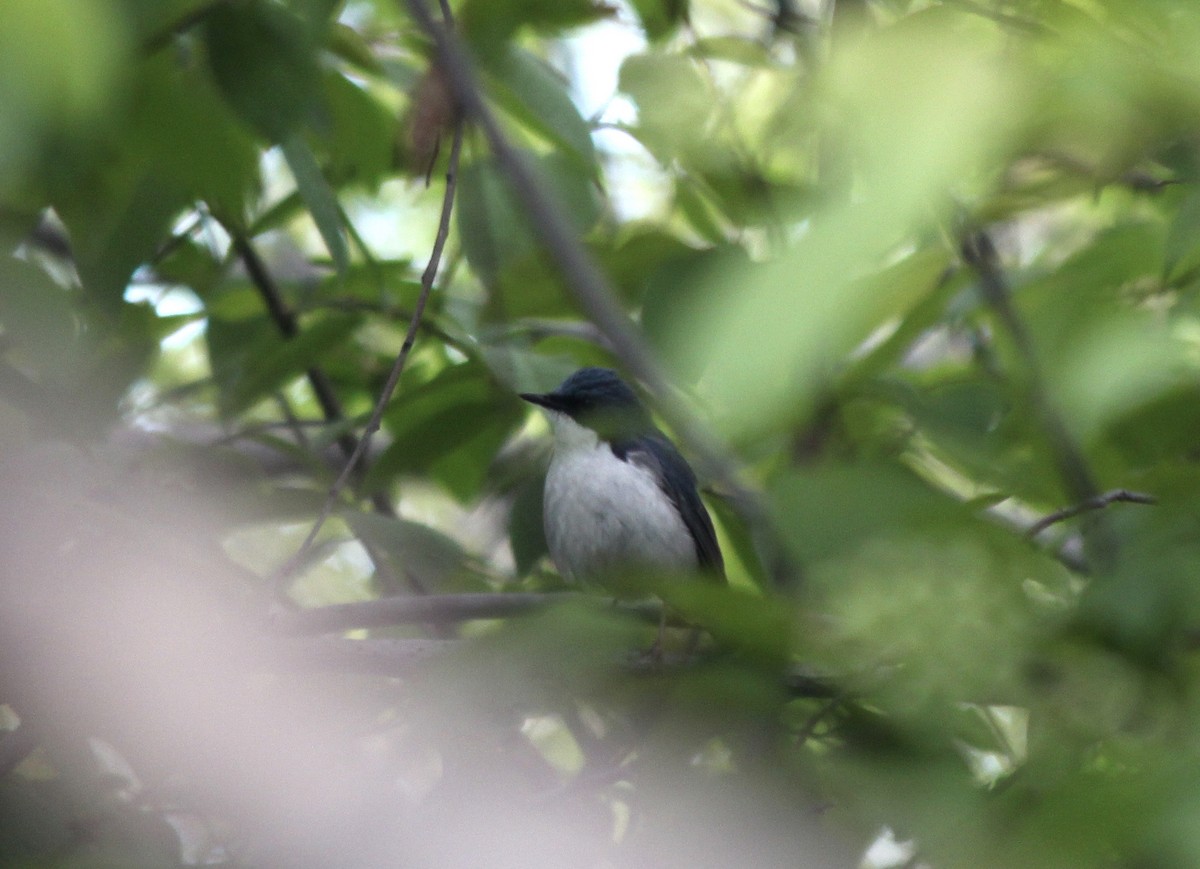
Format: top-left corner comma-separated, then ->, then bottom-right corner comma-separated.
213,312 -> 361,417
770,461 -> 968,565
282,134 -> 350,276
657,582 -> 792,665
47,53 -> 259,308
316,69 -> 396,189
457,150 -> 600,288
461,0 -> 613,51
487,48 -> 596,174
367,362 -> 525,500
0,256 -> 77,380
0,0 -> 127,188
641,245 -> 750,382
204,0 -> 321,142
343,511 -> 473,591
1164,186 -> 1200,282
509,474 -> 548,577
629,0 -> 688,41
618,53 -> 711,159
327,21 -> 384,74
57,173 -> 185,313
688,35 -> 777,67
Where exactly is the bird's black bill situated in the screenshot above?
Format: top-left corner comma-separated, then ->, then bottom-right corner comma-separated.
520,391 -> 568,412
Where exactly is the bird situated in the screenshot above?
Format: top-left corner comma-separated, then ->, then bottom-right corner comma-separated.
520,368 -> 723,633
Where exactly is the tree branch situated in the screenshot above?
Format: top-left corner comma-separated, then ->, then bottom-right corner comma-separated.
276,591 -> 580,634
228,230 -> 416,599
266,636 -> 457,676
403,0 -> 790,581
1025,489 -> 1157,540
273,591 -> 664,635
269,98 -> 464,599
962,230 -> 1118,571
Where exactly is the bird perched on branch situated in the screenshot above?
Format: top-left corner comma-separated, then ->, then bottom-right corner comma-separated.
521,368 -> 723,635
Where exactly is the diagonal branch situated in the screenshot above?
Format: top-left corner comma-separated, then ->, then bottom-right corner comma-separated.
227,229 -> 413,597
403,0 -> 788,578
269,107 -> 465,599
273,591 -> 667,635
1025,489 -> 1157,540
962,230 -> 1118,572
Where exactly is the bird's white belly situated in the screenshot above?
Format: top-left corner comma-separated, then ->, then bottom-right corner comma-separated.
543,445 -> 696,581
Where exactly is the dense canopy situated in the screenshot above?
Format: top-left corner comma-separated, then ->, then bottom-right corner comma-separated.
4,0 -> 1200,866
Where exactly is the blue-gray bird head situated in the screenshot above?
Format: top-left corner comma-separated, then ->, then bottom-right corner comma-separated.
520,367 -> 653,441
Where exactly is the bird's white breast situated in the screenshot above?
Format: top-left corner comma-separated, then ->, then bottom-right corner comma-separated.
542,416 -> 696,581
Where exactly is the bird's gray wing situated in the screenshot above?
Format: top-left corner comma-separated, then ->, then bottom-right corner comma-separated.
614,434 -> 724,577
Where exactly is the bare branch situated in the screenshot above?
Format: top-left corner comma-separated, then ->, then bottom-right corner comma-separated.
228,230 -> 414,598
962,230 -> 1117,571
276,591 -> 581,634
270,111 -> 465,599
274,592 -> 665,635
266,636 -> 458,676
1025,489 -> 1157,540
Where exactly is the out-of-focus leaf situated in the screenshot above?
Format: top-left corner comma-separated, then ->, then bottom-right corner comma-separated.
327,21 -> 384,74
1049,312 -> 1186,445
1164,186 -> 1200,281
487,48 -> 596,174
806,533 -> 1037,713
461,0 -> 613,51
641,244 -> 750,382
657,581 -> 792,665
49,53 -> 260,308
0,256 -> 76,379
771,461 -> 968,565
282,135 -> 350,275
629,0 -> 688,42
618,53 -> 712,160
0,0 -> 127,188
509,473 -> 548,577
368,362 -> 525,500
122,0 -> 216,46
695,15 -> 1023,433
457,151 -> 600,289
344,511 -> 473,591
318,70 -> 396,189
688,35 -> 777,67
212,312 -> 361,417
204,0 -> 321,142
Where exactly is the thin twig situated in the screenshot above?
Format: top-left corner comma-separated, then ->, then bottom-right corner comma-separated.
230,232 -> 361,463
961,231 -> 1117,572
404,0 -> 785,576
794,695 -> 843,744
270,103 -> 465,598
229,230 -> 414,598
1025,489 -> 1157,540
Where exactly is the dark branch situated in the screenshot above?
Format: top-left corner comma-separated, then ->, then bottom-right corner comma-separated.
1026,489 -> 1157,540
270,71 -> 465,600
962,230 -> 1117,571
227,230 -> 420,599
266,636 -> 458,676
274,591 -> 586,634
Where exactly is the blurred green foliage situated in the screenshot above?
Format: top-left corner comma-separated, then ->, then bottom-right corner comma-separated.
5,0 -> 1200,865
